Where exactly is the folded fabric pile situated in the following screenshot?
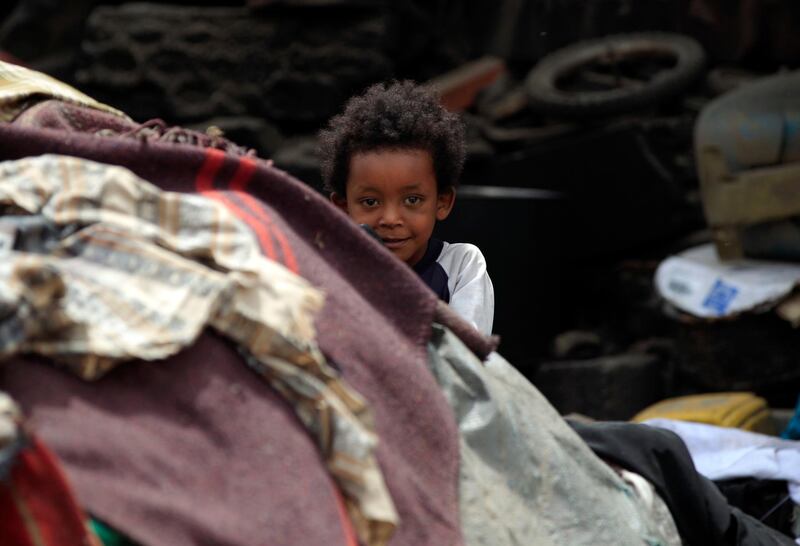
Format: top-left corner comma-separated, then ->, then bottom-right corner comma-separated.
0,60 -> 471,546
0,153 -> 397,544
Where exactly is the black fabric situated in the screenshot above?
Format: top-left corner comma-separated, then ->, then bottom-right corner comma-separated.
716,479 -> 795,540
568,420 -> 795,546
412,238 -> 450,303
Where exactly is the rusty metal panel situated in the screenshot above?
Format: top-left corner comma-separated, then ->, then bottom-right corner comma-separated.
424,56 -> 506,112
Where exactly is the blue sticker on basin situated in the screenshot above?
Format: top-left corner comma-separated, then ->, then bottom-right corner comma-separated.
702,279 -> 739,315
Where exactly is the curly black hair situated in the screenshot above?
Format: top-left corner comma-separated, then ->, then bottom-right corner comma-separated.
318,80 -> 465,196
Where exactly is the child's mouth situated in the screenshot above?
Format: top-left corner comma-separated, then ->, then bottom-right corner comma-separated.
382,237 -> 409,249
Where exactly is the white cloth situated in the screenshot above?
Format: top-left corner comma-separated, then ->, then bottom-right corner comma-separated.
644,418 -> 800,504
437,241 -> 494,335
655,243 -> 800,318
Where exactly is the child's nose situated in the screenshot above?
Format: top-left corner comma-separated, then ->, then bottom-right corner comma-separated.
379,204 -> 403,226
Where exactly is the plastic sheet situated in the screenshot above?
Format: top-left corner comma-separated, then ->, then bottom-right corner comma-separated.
427,324 -> 680,546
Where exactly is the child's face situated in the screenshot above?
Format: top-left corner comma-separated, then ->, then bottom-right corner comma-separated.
333,148 -> 455,266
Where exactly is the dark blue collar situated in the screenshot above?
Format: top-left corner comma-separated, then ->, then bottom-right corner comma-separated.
412,239 -> 450,303
412,238 -> 444,275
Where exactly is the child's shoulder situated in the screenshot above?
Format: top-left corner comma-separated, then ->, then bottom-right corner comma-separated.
438,240 -> 488,270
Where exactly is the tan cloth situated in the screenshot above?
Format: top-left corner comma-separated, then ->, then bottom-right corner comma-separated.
0,60 -> 129,122
0,154 -> 398,546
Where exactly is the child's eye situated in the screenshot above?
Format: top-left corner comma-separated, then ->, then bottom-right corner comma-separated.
360,198 -> 379,208
404,196 -> 423,206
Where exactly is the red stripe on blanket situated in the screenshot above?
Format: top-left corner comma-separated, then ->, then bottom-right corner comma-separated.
0,437 -> 99,546
229,191 -> 300,274
195,149 -> 278,262
225,155 -> 299,273
228,156 -> 257,193
0,479 -> 37,546
194,147 -> 225,193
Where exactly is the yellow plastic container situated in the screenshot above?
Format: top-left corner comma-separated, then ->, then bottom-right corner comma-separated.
632,392 -> 774,435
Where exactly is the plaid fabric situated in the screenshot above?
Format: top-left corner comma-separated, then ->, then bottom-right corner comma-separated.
0,60 -> 129,122
0,154 -> 397,546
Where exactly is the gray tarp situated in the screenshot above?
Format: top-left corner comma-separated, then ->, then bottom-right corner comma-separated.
427,324 -> 681,546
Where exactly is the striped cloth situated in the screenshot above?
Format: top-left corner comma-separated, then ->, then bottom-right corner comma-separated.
0,60 -> 129,122
0,154 -> 398,546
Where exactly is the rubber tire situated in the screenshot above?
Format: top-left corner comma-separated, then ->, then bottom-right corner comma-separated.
525,32 -> 706,119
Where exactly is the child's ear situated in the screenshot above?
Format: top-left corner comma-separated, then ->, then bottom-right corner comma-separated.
436,188 -> 456,221
330,192 -> 348,213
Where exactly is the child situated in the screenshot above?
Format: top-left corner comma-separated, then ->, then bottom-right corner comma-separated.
318,80 -> 494,335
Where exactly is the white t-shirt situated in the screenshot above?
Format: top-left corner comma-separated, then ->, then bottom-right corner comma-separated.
413,239 -> 494,336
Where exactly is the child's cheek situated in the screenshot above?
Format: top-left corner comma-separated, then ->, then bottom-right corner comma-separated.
351,207 -> 373,224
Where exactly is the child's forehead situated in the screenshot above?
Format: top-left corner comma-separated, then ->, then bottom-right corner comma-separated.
348,180 -> 425,193
346,149 -> 437,192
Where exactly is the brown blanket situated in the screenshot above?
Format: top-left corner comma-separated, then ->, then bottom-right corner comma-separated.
0,101 -> 494,546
